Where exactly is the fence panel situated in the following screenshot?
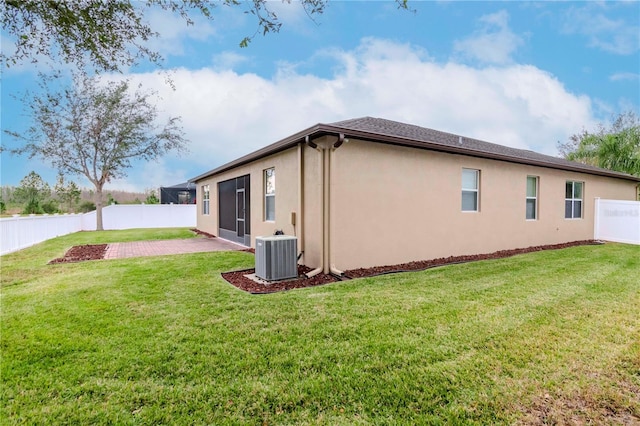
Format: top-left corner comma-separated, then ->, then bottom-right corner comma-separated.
0,214 -> 84,255
594,198 -> 640,245
1,204 -> 197,255
94,204 -> 196,230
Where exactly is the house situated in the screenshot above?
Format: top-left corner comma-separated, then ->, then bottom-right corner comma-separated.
192,117 -> 640,275
159,182 -> 196,204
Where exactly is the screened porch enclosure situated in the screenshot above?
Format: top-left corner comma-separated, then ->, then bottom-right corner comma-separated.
218,175 -> 251,246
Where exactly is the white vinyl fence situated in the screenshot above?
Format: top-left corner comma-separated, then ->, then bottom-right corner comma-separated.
1,204 -> 196,255
594,198 -> 640,245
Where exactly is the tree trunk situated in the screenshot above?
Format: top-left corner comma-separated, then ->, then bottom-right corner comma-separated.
95,186 -> 104,231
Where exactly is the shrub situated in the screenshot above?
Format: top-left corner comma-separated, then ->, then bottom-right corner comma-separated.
79,201 -> 96,212
41,200 -> 60,214
22,199 -> 44,215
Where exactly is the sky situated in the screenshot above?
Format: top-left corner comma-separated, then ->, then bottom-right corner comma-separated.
1,1 -> 639,192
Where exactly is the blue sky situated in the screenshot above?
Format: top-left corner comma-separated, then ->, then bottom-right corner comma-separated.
1,1 -> 639,192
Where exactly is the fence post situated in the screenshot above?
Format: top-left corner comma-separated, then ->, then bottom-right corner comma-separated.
593,197 -> 600,241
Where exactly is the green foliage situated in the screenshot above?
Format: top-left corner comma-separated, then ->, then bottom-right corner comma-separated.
78,201 -> 96,213
560,111 -> 640,176
106,193 -> 118,205
21,199 -> 43,214
0,196 -> 5,214
54,173 -> 81,213
14,171 -> 51,214
0,0 -> 383,72
1,233 -> 639,424
40,199 -> 60,214
1,0 -> 202,72
145,190 -> 159,204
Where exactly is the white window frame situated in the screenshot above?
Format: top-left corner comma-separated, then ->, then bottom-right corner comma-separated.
461,168 -> 480,212
264,167 -> 275,222
202,184 -> 210,215
526,176 -> 538,220
565,181 -> 583,219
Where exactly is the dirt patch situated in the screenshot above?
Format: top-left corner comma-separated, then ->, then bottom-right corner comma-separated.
49,244 -> 108,264
222,265 -> 339,294
518,382 -> 640,425
343,240 -> 601,279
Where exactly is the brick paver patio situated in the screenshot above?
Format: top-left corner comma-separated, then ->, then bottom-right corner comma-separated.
104,237 -> 246,260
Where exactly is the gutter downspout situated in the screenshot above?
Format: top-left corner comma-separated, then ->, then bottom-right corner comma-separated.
304,137 -> 324,278
297,142 -> 305,261
323,146 -> 330,274
329,135 -> 344,277
304,134 -> 345,278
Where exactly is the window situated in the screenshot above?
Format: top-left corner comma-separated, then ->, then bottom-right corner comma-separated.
565,181 -> 583,219
264,168 -> 275,221
526,176 -> 538,220
202,185 -> 210,215
461,168 -> 479,212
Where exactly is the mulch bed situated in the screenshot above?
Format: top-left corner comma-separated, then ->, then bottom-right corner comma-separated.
48,244 -> 108,264
343,240 -> 601,278
190,228 -> 216,238
222,265 -> 339,294
222,240 -> 602,293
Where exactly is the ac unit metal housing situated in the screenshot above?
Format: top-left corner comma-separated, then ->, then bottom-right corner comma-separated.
255,235 -> 298,281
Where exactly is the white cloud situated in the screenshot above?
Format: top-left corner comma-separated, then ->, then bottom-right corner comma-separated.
106,37 -> 595,191
563,4 -> 640,55
453,10 -> 524,65
211,51 -> 250,70
145,8 -> 217,57
609,72 -> 640,82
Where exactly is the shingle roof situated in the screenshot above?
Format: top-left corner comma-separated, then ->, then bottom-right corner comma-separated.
192,116 -> 640,182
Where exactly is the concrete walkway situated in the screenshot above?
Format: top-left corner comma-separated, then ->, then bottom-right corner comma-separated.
104,237 -> 247,260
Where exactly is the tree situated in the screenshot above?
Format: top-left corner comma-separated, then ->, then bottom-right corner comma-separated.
5,73 -> 188,230
14,171 -> 51,214
1,0 -> 411,73
559,111 -> 640,177
145,190 -> 160,204
54,173 -> 81,213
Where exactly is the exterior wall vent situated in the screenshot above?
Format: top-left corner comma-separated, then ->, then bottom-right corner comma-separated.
255,235 -> 298,281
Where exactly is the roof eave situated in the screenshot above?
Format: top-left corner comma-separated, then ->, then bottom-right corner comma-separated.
191,123 -> 345,182
191,124 -> 640,183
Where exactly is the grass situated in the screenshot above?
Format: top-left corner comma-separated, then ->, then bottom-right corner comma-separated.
1,229 -> 639,424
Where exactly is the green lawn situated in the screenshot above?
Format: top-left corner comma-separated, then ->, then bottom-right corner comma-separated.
1,229 -> 639,424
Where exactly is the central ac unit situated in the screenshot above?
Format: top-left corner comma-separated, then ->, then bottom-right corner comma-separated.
255,235 -> 298,281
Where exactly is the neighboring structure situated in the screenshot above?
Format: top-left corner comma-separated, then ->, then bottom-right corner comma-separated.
192,117 -> 640,275
159,182 -> 196,205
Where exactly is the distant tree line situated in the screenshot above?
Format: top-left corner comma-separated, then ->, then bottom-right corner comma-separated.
0,171 -> 158,216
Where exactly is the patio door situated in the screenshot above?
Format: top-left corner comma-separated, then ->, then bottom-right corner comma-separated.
218,175 -> 250,246
236,188 -> 245,238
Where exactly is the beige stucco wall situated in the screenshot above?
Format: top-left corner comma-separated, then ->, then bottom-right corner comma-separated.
329,139 -> 638,270
195,137 -> 637,272
195,147 -> 302,247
